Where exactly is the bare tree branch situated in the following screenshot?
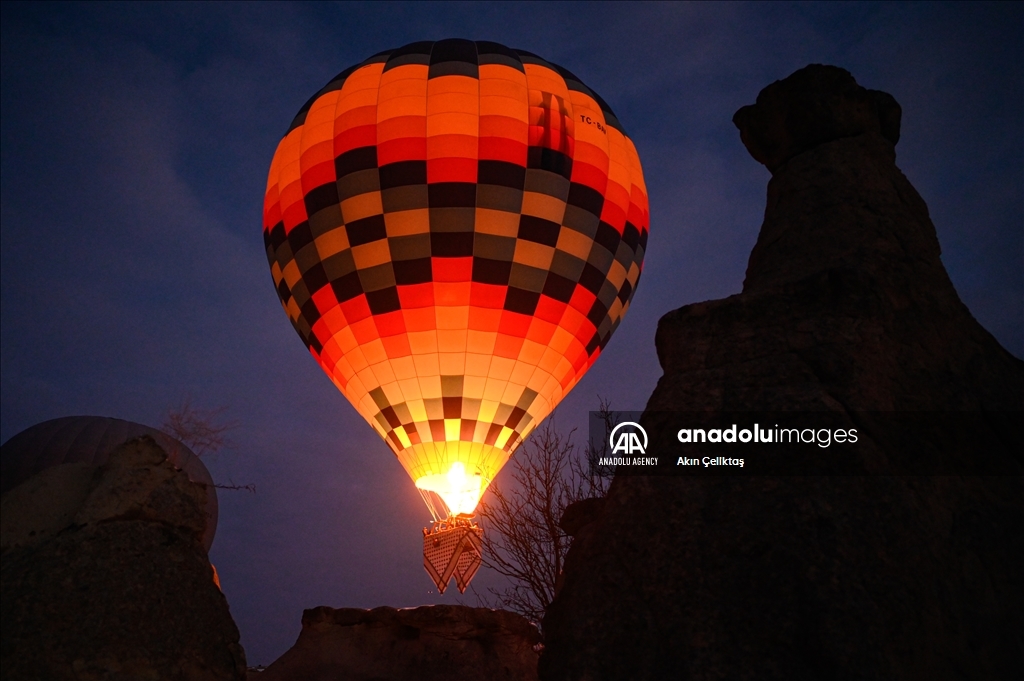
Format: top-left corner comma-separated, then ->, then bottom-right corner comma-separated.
162,397 -> 238,457
215,482 -> 257,494
477,403 -> 614,626
163,398 -> 255,494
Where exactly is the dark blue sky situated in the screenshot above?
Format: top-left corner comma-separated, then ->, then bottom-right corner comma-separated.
2,1 -> 1020,665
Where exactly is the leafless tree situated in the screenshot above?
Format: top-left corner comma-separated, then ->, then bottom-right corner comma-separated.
162,398 -> 254,493
477,400 -> 614,625
162,397 -> 236,457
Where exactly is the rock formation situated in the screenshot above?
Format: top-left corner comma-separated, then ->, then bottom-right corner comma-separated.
258,604 -> 540,681
0,415 -> 219,551
0,436 -> 246,680
540,65 -> 1023,680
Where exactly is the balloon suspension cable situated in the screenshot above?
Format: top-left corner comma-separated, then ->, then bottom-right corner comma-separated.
424,513 -> 478,535
417,488 -> 446,523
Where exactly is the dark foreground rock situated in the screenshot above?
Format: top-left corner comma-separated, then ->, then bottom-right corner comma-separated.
0,436 -> 246,680
259,604 -> 540,681
540,65 -> 1024,680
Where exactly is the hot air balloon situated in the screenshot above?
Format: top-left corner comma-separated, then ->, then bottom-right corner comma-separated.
0,416 -> 218,552
263,39 -> 648,593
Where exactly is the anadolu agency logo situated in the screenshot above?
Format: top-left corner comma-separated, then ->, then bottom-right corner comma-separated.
599,422 -> 658,467
610,421 -> 648,454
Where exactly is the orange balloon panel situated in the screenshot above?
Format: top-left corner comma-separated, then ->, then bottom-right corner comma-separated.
263,40 -> 648,511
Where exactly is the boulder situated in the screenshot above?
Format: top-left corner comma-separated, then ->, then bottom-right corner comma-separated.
540,65 -> 1023,680
0,436 -> 246,680
0,415 -> 220,551
259,605 -> 540,681
732,63 -> 901,173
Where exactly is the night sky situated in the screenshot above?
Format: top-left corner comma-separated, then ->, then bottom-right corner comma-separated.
2,1 -> 1020,666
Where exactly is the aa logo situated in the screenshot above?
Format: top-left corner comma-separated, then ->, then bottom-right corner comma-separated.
609,422 -> 648,455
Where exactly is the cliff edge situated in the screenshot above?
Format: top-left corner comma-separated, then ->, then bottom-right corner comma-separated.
540,64 -> 1023,681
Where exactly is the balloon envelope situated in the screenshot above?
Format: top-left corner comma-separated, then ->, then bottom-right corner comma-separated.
0,416 -> 218,551
263,40 -> 648,515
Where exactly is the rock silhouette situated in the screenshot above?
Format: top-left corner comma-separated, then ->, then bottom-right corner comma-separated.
0,436 -> 246,680
258,604 -> 540,681
540,65 -> 1023,680
0,415 -> 219,551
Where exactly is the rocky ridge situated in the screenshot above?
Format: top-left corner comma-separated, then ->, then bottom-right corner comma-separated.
258,604 -> 541,681
0,436 -> 246,680
539,64 -> 1023,681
